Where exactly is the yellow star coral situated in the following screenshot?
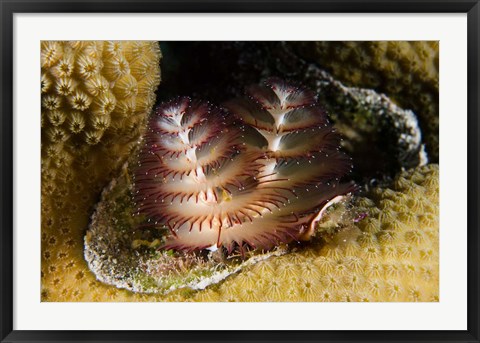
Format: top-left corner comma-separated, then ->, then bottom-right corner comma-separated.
193,164 -> 439,302
40,42 -> 439,303
41,41 -> 162,301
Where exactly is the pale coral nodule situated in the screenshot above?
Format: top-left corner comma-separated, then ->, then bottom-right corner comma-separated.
133,78 -> 355,254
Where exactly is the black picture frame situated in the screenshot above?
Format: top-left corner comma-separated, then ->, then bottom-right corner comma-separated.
1,0 -> 479,342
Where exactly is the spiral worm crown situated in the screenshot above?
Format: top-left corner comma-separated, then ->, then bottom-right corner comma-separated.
134,79 -> 355,253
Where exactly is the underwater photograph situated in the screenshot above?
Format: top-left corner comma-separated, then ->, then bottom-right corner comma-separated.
41,41 -> 439,302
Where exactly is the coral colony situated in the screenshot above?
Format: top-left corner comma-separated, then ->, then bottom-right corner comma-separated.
41,42 -> 439,302
133,78 -> 355,254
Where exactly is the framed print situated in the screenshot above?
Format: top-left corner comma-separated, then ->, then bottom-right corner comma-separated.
1,0 -> 479,342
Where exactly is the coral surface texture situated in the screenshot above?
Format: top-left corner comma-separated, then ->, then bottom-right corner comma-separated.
202,164 -> 439,302
40,41 -> 439,303
41,41 -> 161,301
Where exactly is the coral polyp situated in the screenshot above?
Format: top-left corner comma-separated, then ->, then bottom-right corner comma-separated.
133,79 -> 355,254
